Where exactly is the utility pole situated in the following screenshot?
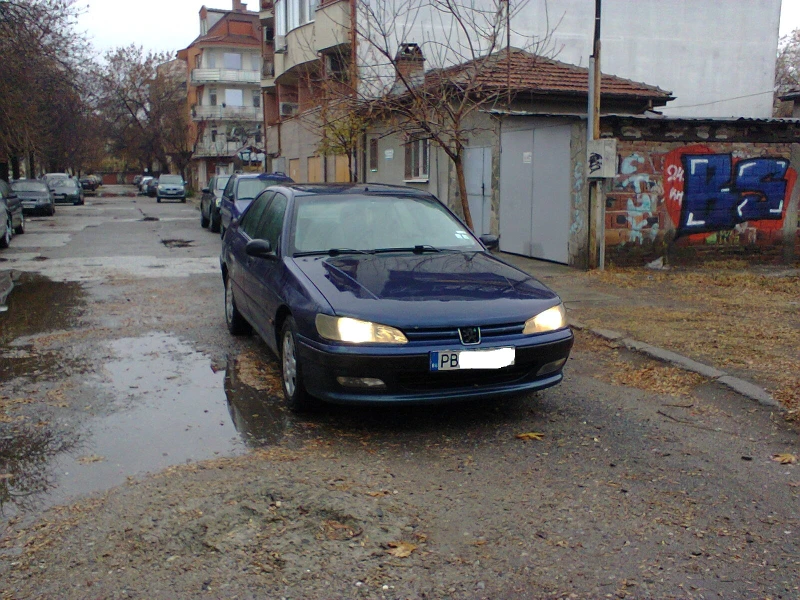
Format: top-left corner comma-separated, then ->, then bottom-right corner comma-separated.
587,0 -> 604,269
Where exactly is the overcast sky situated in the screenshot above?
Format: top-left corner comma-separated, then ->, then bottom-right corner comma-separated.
79,0 -> 800,57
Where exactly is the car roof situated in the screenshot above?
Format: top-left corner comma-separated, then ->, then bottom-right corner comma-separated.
233,172 -> 292,181
274,183 -> 436,199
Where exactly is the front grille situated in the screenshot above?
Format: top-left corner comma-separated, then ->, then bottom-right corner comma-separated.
396,362 -> 534,391
403,322 -> 524,344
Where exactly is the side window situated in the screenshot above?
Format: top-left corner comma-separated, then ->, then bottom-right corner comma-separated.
240,191 -> 274,238
222,175 -> 235,199
253,193 -> 288,248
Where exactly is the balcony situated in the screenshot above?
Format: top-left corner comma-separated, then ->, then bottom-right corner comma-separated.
192,105 -> 261,121
191,69 -> 261,85
194,141 -> 243,158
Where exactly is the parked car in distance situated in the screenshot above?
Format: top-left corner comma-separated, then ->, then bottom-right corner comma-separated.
138,176 -> 153,195
0,179 -> 24,248
200,174 -> 231,232
145,177 -> 159,198
218,172 -> 293,238
156,174 -> 186,203
51,176 -> 84,205
79,175 -> 98,193
44,173 -> 70,191
219,183 -> 574,412
12,179 -> 55,216
133,175 -> 144,187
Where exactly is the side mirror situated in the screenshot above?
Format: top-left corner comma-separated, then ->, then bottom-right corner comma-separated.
245,239 -> 274,259
479,234 -> 499,250
201,187 -> 210,193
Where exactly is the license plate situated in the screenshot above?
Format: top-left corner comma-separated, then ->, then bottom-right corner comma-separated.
430,347 -> 515,371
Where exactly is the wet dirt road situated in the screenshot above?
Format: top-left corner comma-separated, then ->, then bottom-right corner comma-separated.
0,194 -> 798,599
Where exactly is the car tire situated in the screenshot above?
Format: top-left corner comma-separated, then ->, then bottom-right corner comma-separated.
14,214 -> 24,234
209,213 -> 220,233
0,218 -> 11,248
220,224 -> 225,239
200,207 -> 209,228
181,198 -> 186,203
280,316 -> 314,412
156,197 -> 161,203
48,205 -> 55,216
224,275 -> 251,336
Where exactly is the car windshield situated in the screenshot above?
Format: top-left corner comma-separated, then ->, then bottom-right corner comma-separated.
215,176 -> 230,190
50,177 -> 70,188
291,194 -> 483,254
160,175 -> 183,184
12,181 -> 48,192
235,178 -> 270,201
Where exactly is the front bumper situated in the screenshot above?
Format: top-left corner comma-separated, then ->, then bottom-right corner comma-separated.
53,194 -> 80,204
21,200 -> 52,213
296,328 -> 574,404
158,189 -> 185,199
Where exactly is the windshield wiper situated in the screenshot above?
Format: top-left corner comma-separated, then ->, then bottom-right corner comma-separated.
373,245 -> 446,254
293,248 -> 374,257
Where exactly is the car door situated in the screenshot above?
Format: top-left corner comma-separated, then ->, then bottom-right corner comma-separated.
0,181 -> 21,228
243,192 -> 289,351
219,176 -> 236,230
227,191 -> 274,320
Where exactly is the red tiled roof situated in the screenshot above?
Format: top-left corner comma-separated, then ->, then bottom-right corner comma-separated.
429,48 -> 673,101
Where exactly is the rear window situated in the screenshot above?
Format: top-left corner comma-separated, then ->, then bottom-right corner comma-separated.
12,181 -> 48,192
159,175 -> 183,185
235,178 -> 270,201
215,176 -> 230,190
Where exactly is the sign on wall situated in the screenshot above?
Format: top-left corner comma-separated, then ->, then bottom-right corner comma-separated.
587,139 -> 618,179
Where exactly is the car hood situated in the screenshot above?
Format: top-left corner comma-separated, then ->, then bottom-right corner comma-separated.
293,252 -> 561,327
16,191 -> 50,199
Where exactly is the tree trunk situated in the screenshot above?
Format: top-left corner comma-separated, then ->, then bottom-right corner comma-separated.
454,155 -> 474,231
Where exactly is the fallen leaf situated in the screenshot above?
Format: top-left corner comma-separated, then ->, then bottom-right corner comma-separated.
77,455 -> 105,464
516,432 -> 544,441
366,490 -> 391,497
387,541 -> 417,558
772,453 -> 797,465
0,473 -> 14,480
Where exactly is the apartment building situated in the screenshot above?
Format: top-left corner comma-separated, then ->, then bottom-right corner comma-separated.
178,0 -> 264,189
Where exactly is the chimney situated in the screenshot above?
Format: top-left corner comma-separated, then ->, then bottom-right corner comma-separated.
395,43 -> 424,84
232,0 -> 247,12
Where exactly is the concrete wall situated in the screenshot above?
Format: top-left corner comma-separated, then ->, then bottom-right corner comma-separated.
601,126 -> 800,265
358,0 -> 780,118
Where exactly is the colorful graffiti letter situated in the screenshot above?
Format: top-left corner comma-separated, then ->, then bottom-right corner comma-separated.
678,154 -> 789,235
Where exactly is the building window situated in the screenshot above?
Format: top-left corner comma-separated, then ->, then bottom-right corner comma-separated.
404,134 -> 428,180
225,88 -> 244,106
211,129 -> 218,142
369,138 -> 378,172
253,89 -> 261,108
209,86 -> 217,106
224,52 -> 242,70
207,52 -> 216,68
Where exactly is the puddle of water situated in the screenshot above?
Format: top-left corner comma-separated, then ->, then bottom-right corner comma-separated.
43,334 -> 250,507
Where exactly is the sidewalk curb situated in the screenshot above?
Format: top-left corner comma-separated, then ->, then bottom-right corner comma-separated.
568,320 -> 783,411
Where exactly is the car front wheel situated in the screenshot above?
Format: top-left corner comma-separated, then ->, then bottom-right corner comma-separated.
280,317 -> 313,412
200,205 -> 209,228
224,276 -> 250,336
156,197 -> 161,203
14,214 -> 24,234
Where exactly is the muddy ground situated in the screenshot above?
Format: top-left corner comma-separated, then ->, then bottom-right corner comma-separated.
0,198 -> 798,599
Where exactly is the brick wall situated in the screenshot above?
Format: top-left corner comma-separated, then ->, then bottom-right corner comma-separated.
604,139 -> 799,266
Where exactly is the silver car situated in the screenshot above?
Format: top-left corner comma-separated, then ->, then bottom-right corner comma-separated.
12,179 -> 55,216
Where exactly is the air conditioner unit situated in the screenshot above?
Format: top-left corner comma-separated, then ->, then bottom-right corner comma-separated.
280,102 -> 298,117
274,34 -> 286,53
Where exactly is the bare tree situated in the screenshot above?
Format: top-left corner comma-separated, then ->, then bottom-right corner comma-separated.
775,28 -> 800,115
0,0 -> 94,176
348,0 -> 556,229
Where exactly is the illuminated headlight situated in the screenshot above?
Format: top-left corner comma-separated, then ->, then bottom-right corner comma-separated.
215,198 -> 221,207
316,314 -> 407,344
523,303 -> 567,334
158,185 -> 166,191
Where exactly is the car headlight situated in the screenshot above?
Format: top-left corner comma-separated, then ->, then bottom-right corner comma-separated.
523,303 -> 567,334
215,198 -> 221,207
316,314 -> 407,344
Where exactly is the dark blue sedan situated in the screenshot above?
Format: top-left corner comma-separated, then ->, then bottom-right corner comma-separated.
218,172 -> 293,238
220,183 -> 573,411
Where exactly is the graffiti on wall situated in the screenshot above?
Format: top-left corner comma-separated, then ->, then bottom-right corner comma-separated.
607,144 -> 796,246
664,146 -> 795,238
